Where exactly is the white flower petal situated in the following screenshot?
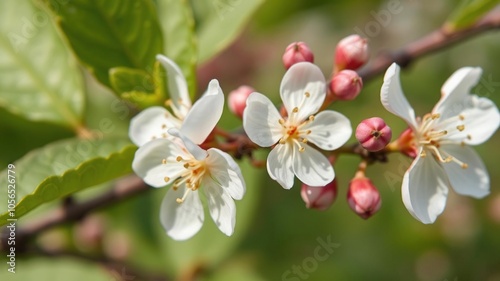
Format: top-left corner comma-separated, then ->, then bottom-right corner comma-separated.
292,143 -> 334,187
440,144 -> 489,198
180,79 -> 224,144
433,67 -> 482,119
267,143 -> 295,189
168,128 -> 208,160
160,187 -> 204,241
132,139 -> 187,187
156,55 -> 191,117
129,107 -> 181,146
380,63 -> 418,129
301,110 -> 352,151
206,148 -> 246,200
243,92 -> 283,147
280,62 -> 326,121
402,152 -> 449,224
203,178 -> 236,236
441,95 -> 499,145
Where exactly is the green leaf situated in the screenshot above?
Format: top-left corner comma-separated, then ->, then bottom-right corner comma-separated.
157,0 -> 198,96
43,0 -> 164,88
0,137 -> 136,226
195,0 -> 264,63
0,0 -> 84,128
161,157 -> 264,273
109,61 -> 168,108
445,0 -> 500,31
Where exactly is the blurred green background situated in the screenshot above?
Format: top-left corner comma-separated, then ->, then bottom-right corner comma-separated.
1,0 -> 500,280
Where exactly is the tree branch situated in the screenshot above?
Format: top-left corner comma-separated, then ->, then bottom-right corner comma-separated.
358,9 -> 500,81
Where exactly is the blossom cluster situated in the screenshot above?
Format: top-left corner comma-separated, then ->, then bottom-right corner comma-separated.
129,35 -> 499,240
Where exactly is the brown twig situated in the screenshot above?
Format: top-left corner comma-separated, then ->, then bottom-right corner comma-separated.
358,9 -> 500,81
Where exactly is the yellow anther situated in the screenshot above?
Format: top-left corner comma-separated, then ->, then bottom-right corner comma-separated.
308,115 -> 315,121
162,159 -> 167,164
279,119 -> 285,125
279,138 -> 286,144
305,92 -> 311,97
306,130 -> 312,135
165,99 -> 173,106
302,139 -> 308,143
420,150 -> 427,158
164,176 -> 170,182
292,107 -> 299,113
162,133 -> 167,138
183,163 -> 190,169
161,124 -> 167,129
299,146 -> 305,152
459,115 -> 465,120
176,156 -> 183,162
467,134 -> 472,140
456,125 -> 465,132
176,198 -> 184,203
431,113 -> 440,119
461,163 -> 468,169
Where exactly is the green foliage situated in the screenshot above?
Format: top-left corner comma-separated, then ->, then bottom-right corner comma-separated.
0,258 -> 112,280
0,0 -> 84,129
43,0 -> 164,89
193,0 -> 265,63
0,137 -> 136,225
445,0 -> 500,31
109,63 -> 167,108
157,0 -> 198,96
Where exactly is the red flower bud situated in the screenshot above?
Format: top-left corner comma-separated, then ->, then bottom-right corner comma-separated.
335,34 -> 369,71
347,175 -> 381,219
282,42 -> 314,69
355,117 -> 392,152
228,85 -> 254,119
329,70 -> 363,101
301,179 -> 338,211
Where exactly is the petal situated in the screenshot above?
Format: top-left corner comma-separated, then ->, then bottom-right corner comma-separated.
439,95 -> 499,145
402,152 -> 449,224
301,110 -> 352,151
203,178 -> 236,236
292,144 -> 334,187
380,63 -> 418,129
440,144 -> 489,198
129,106 -> 181,146
206,148 -> 246,200
132,139 -> 188,187
180,79 -> 224,144
433,67 -> 482,120
168,128 -> 208,160
160,187 -> 204,241
280,62 -> 326,121
267,143 -> 295,189
156,55 -> 191,117
243,92 -> 283,147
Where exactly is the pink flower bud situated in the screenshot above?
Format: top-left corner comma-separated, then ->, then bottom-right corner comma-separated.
282,42 -> 314,69
335,34 -> 369,71
228,85 -> 254,118
329,70 -> 363,100
355,117 -> 392,152
347,176 -> 381,219
301,179 -> 338,211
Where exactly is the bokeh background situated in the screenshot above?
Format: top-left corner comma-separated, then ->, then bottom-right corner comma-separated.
1,0 -> 500,280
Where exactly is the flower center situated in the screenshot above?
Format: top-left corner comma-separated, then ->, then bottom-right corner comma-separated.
417,113 -> 469,169
278,115 -> 314,152
161,155 -> 207,203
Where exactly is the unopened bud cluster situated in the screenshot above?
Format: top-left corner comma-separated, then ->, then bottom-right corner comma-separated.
328,34 -> 369,102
